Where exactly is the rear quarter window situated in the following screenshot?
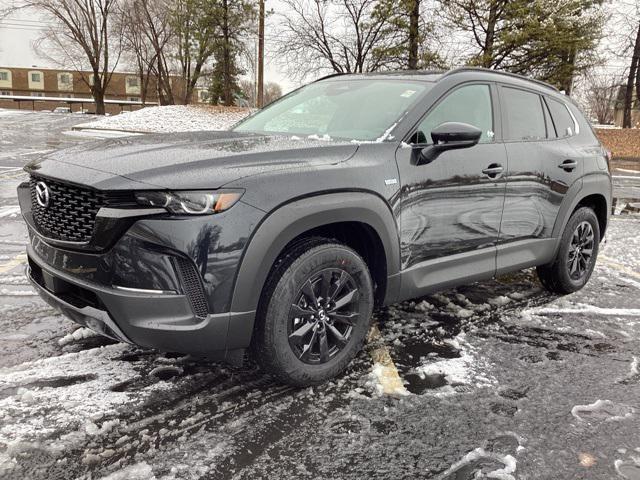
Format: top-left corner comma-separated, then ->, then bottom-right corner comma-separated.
545,97 -> 576,138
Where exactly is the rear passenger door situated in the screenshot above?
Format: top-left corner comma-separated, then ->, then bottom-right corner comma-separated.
497,85 -> 581,272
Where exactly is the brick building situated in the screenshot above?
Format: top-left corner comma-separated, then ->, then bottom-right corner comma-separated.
0,66 -> 209,115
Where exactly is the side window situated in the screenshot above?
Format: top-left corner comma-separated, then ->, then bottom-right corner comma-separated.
502,87 -> 546,141
416,84 -> 494,144
545,97 -> 576,138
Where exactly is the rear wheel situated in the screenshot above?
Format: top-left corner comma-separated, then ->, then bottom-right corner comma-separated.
254,237 -> 374,386
537,207 -> 600,294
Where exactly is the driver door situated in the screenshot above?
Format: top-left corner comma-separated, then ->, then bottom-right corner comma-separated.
394,82 -> 508,297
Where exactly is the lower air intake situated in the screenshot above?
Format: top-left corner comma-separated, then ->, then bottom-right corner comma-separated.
174,257 -> 209,319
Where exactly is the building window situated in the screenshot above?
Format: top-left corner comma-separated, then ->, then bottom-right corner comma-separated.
0,69 -> 12,88
30,92 -> 45,97
60,93 -> 74,98
0,90 -> 11,96
127,96 -> 141,102
28,71 -> 44,90
88,74 -> 102,86
57,72 -> 73,91
125,76 -> 141,95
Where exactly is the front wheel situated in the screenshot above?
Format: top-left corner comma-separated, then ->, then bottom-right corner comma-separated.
254,238 -> 374,386
537,206 -> 600,294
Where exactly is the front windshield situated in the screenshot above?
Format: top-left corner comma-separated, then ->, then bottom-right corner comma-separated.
233,79 -> 431,142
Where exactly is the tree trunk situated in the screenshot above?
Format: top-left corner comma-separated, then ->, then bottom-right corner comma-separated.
562,47 -> 577,96
94,88 -> 106,115
623,23 -> 640,128
482,3 -> 499,68
408,0 -> 420,70
222,0 -> 232,106
92,71 -> 106,115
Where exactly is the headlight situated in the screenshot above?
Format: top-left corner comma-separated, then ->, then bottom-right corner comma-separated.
135,190 -> 243,215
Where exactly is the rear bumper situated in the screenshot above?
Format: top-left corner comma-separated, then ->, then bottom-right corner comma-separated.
26,244 -> 254,360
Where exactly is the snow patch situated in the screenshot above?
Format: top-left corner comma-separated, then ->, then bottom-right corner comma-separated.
97,461 -> 156,480
438,448 -> 517,480
58,327 -> 99,346
76,105 -> 250,134
571,399 -> 635,422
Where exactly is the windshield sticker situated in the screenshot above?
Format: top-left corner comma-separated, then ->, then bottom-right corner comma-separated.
400,90 -> 417,98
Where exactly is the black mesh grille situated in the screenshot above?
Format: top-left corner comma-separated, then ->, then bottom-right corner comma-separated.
174,257 -> 209,318
29,175 -> 134,243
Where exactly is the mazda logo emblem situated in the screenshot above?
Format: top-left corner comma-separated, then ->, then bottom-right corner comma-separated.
35,181 -> 50,208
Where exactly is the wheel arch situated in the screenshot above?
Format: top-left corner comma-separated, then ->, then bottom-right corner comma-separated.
551,173 -> 612,252
226,192 -> 400,349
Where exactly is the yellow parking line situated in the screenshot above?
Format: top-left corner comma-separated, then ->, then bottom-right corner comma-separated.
0,253 -> 27,274
599,255 -> 640,281
0,172 -> 27,180
368,324 -> 410,397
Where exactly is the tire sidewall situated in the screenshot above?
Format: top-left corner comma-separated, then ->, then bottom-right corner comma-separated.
264,244 -> 373,384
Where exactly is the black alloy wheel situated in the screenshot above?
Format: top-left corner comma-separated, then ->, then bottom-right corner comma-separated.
567,221 -> 595,280
288,268 -> 360,364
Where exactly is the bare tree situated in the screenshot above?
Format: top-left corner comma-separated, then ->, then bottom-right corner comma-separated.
5,0 -> 123,115
117,0 -> 158,104
275,0 -> 400,80
582,71 -> 624,124
264,81 -> 282,105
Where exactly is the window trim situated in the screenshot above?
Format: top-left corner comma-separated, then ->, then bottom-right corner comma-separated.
404,81 -> 499,145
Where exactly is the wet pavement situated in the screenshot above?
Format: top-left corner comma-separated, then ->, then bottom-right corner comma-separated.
1,109 -> 640,480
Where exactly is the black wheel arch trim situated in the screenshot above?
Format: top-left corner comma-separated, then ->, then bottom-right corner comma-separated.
226,191 -> 401,349
550,172 -> 612,255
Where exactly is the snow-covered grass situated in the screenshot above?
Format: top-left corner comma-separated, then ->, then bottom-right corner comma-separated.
75,105 -> 251,134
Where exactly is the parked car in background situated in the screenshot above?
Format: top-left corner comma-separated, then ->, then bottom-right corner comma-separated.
53,107 -> 71,114
18,67 -> 611,386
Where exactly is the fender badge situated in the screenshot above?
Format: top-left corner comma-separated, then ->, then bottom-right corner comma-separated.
384,178 -> 398,186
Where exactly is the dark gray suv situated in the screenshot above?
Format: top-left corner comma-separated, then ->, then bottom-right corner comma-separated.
18,67 -> 612,385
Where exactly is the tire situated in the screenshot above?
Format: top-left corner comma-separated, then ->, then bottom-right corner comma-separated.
536,206 -> 600,294
253,237 -> 374,386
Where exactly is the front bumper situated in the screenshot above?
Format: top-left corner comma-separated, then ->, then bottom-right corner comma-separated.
18,177 -> 264,360
26,246 -> 254,360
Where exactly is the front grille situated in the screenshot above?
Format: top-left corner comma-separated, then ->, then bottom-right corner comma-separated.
174,257 -> 209,319
29,175 -> 134,243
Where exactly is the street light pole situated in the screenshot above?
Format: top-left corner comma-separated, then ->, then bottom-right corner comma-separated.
257,0 -> 265,108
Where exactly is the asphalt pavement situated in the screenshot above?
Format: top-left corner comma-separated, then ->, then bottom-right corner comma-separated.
1,109 -> 640,480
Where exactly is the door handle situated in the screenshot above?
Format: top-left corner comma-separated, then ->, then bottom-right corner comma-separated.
559,159 -> 578,171
482,164 -> 504,178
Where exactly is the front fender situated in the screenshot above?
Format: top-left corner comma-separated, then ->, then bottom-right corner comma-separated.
225,191 -> 401,349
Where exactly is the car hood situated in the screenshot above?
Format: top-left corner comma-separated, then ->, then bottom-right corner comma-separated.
26,131 -> 359,190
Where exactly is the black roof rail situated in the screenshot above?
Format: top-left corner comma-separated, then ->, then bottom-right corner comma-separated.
314,72 -> 348,82
313,69 -> 446,82
443,67 -> 559,92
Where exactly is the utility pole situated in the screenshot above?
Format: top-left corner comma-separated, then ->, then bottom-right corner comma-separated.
257,0 -> 265,108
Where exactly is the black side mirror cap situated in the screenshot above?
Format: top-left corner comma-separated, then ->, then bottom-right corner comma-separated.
414,122 -> 483,165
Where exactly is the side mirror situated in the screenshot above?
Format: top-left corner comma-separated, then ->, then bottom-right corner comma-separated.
414,122 -> 483,165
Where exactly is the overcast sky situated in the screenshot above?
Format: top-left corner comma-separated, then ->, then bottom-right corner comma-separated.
0,2 -> 299,93
0,1 -> 633,96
